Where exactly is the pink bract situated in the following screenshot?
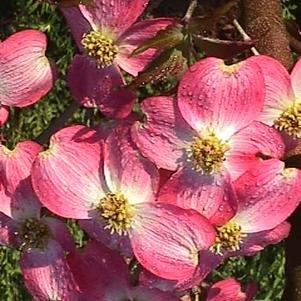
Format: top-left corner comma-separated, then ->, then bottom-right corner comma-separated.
0,141 -> 42,218
233,159 -> 301,233
132,58 -> 282,226
249,55 -> 296,126
67,55 -> 136,119
32,124 -> 216,282
0,30 -> 55,108
0,106 -> 9,126
206,278 -> 256,301
68,240 -> 181,301
21,240 -> 79,301
0,141 -> 78,301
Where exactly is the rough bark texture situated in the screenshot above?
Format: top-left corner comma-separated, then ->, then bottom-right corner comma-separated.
242,0 -> 293,70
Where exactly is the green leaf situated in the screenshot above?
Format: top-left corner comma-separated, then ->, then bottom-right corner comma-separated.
131,22 -> 184,57
128,48 -> 187,89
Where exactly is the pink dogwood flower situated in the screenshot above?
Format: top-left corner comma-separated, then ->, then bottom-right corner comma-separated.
63,0 -> 175,118
0,30 -> 55,108
0,142 -> 79,301
68,240 -> 181,301
205,278 -> 256,301
132,58 -> 284,226
249,55 -> 301,140
138,129 -> 301,291
187,158 -> 300,287
210,158 -> 299,256
138,139 -> 300,291
32,124 -> 216,283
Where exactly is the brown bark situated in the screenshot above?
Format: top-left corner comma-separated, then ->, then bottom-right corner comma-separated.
242,0 -> 293,70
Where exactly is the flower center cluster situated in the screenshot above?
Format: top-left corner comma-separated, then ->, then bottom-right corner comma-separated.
81,31 -> 119,68
187,133 -> 229,174
273,103 -> 301,139
211,222 -> 246,255
19,218 -> 51,249
97,192 -> 135,235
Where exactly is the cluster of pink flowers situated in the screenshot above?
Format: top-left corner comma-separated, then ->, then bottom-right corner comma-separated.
1,0 -> 301,300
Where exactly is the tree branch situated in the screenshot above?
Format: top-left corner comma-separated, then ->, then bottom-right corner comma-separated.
242,0 -> 293,69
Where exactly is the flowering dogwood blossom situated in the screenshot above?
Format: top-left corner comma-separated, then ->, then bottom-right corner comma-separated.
211,158 -> 299,256
64,0 -> 174,118
137,132 -> 299,290
250,55 -> 301,140
0,30 -> 55,108
132,58 -> 284,226
186,159 -> 300,285
0,142 -> 79,301
64,0 -> 173,74
32,124 -> 216,283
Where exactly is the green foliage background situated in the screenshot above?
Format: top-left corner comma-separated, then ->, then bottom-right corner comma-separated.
0,1 -> 296,300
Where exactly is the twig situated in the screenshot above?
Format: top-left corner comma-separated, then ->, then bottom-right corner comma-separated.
183,0 -> 198,23
35,101 -> 80,145
233,18 -> 259,55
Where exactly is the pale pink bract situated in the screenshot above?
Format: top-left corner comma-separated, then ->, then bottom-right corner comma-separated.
206,278 -> 257,301
0,30 -> 55,108
0,106 -> 9,127
68,240 -> 181,301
